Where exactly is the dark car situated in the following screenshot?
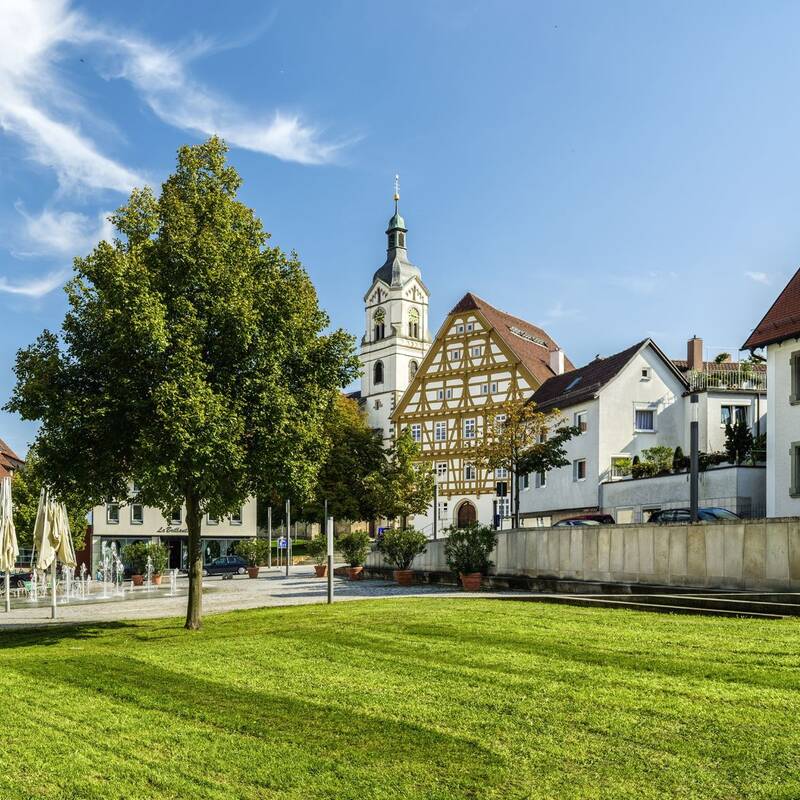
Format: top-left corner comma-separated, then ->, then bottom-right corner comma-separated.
650,507 -> 741,524
0,571 -> 32,589
201,556 -> 248,577
553,513 -> 616,527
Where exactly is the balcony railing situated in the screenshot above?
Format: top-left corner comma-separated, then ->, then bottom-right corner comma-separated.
685,367 -> 766,392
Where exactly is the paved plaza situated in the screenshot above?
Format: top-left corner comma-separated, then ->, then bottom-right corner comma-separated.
0,566 -> 464,629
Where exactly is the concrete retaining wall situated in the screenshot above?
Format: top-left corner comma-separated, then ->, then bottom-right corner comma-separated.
366,518 -> 800,591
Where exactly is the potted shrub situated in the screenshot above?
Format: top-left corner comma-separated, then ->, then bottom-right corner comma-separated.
234,538 -> 268,578
337,531 -> 371,580
146,542 -> 169,585
121,542 -> 148,586
444,525 -> 497,591
307,536 -> 329,577
377,528 -> 427,586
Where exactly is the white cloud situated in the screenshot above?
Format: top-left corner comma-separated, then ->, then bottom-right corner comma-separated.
0,268 -> 69,297
544,301 -> 579,320
0,0 -> 143,192
745,271 -> 770,285
608,270 -> 678,296
14,203 -> 114,256
93,33 -> 343,165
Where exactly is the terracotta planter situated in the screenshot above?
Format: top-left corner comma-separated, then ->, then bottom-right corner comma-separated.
247,566 -> 260,579
393,569 -> 414,586
132,574 -> 144,586
347,566 -> 363,581
314,564 -> 328,578
460,572 -> 482,591
152,574 -> 162,586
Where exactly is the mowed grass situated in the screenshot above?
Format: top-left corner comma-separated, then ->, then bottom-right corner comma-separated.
0,599 -> 798,800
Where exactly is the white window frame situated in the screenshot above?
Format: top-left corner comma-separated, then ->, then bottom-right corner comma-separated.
207,514 -> 219,526
410,423 -> 422,443
471,345 -> 482,357
521,473 -> 530,490
464,462 -> 476,480
641,367 -> 651,381
437,500 -> 449,519
633,406 -> 656,433
495,466 -> 508,479
106,502 -> 120,525
496,497 -> 511,518
466,322 -> 474,332
456,324 -> 464,333
573,459 -> 587,482
574,410 -> 588,433
435,461 -> 448,477
463,418 -> 476,439
434,421 -> 447,442
720,404 -> 748,428
230,508 -> 243,525
535,471 -> 547,488
448,349 -> 462,361
130,503 -> 144,525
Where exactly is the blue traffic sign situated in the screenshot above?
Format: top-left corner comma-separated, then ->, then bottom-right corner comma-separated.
278,537 -> 288,549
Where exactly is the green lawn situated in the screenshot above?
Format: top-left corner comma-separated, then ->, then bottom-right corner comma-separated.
1,599 -> 798,800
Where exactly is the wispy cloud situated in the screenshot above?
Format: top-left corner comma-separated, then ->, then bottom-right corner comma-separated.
541,300 -> 579,325
0,268 -> 70,297
93,33 -> 344,165
608,270 -> 678,296
0,0 -> 143,193
745,271 -> 770,285
14,203 -> 113,256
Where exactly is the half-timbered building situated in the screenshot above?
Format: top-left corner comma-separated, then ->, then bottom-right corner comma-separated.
393,292 -> 573,532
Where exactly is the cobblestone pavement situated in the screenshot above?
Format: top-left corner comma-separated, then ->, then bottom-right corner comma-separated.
0,566 -> 466,629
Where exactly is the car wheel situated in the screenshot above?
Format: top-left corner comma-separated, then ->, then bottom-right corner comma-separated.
201,569 -> 209,577
237,566 -> 246,575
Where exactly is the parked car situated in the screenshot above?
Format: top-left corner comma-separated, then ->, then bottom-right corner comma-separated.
649,507 -> 741,524
201,556 -> 248,577
0,571 -> 32,589
553,513 -> 616,527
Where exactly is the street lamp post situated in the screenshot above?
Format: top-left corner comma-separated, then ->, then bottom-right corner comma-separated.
690,393 -> 699,523
432,477 -> 438,540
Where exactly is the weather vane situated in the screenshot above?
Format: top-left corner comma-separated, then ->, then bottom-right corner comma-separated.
394,173 -> 400,203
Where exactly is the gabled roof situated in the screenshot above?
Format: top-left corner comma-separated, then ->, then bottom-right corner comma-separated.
743,267 -> 800,350
531,339 -> 689,412
449,293 -> 574,385
0,438 -> 24,478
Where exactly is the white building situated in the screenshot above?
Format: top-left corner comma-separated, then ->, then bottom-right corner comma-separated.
519,338 -> 767,525
743,267 -> 800,517
357,190 -> 431,444
91,494 -> 258,574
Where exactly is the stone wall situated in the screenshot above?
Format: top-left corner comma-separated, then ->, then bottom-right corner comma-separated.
366,518 -> 800,591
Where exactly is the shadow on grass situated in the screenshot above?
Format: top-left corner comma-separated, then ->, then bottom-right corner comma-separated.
8,652 -> 501,792
0,620 -> 141,649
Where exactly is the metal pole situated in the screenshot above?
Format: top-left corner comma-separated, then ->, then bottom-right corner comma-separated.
432,479 -> 438,540
285,499 -> 290,577
4,572 -> 9,614
267,507 -> 272,568
51,561 -> 57,620
326,515 -> 334,604
690,393 -> 699,523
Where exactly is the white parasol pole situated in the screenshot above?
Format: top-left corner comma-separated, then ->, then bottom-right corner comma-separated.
51,560 -> 56,619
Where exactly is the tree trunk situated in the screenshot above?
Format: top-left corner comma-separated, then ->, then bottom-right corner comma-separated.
185,493 -> 203,631
512,466 -> 520,530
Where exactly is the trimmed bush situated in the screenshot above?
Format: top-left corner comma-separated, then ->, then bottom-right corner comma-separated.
378,528 -> 428,570
444,526 -> 497,576
234,538 -> 270,567
337,531 -> 372,567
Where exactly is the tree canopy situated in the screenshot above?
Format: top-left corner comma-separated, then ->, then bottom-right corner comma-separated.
6,137 -> 359,628
11,446 -> 89,552
477,400 -> 580,526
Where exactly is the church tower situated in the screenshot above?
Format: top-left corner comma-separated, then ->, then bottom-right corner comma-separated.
360,179 -> 431,444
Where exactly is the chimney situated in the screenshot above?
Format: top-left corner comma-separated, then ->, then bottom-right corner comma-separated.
549,348 -> 565,376
687,336 -> 703,371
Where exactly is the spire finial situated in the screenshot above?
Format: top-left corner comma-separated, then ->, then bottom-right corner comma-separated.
393,173 -> 400,212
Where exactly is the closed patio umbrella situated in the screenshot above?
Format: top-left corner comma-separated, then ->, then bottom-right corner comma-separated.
0,477 -> 18,613
33,489 -> 76,619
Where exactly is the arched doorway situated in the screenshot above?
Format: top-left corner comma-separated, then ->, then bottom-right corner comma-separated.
456,501 -> 477,528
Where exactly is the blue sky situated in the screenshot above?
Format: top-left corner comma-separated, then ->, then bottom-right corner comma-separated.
1,0 -> 799,456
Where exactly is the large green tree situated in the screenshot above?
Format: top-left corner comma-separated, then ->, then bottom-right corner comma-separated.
303,394 -> 385,524
6,137 -> 358,629
11,446 -> 89,552
366,429 -> 435,528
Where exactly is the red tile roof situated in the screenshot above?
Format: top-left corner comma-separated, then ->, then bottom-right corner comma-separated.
0,438 -> 24,478
672,359 -> 766,374
449,293 -> 574,386
743,267 -> 800,350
